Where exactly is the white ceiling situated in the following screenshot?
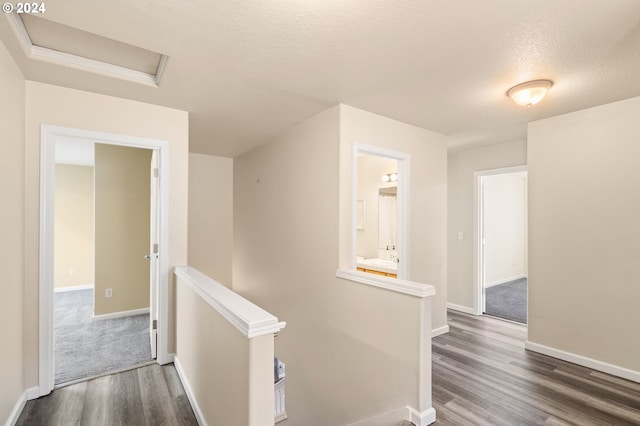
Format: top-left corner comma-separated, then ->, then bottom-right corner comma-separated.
2,0 -> 640,158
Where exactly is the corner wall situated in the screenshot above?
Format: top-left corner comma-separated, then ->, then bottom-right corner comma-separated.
234,104 -> 443,424
0,40 -> 25,424
188,153 -> 234,287
447,140 -> 527,311
24,81 -> 188,388
528,96 -> 640,376
339,104 -> 448,332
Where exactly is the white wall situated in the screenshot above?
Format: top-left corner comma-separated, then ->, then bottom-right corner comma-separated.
24,81 -> 188,387
483,173 -> 527,286
0,39 -> 25,425
447,140 -> 527,311
339,104 -> 448,332
528,96 -> 640,376
188,153 -> 234,287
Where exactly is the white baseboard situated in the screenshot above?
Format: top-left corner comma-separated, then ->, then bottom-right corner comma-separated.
525,341 -> 640,384
6,387 -> 38,426
408,406 -> 436,426
54,284 -> 94,293
431,325 -> 449,338
485,274 -> 527,288
92,307 -> 149,321
446,303 -> 476,315
346,407 -> 407,426
166,353 -> 175,364
174,356 -> 207,426
25,387 -> 41,401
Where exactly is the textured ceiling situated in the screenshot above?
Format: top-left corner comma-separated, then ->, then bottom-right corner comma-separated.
2,0 -> 640,157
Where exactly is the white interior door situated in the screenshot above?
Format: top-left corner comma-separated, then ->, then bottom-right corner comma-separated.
148,149 -> 160,359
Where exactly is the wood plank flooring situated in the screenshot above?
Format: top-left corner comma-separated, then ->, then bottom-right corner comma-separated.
433,311 -> 640,425
16,363 -> 197,426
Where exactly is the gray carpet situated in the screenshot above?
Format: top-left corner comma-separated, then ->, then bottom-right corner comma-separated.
484,278 -> 527,324
55,289 -> 152,385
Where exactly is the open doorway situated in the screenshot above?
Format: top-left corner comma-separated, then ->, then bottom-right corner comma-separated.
38,125 -> 169,397
476,166 -> 528,324
53,139 -> 156,385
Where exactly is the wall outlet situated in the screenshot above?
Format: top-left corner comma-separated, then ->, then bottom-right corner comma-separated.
106,288 -> 112,298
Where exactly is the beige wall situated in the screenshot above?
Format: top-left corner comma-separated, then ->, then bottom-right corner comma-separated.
54,164 -> 94,288
356,155 -> 397,260
25,81 -> 188,387
234,105 -> 435,424
188,153 -> 234,287
339,104 -> 448,332
528,96 -> 640,373
0,40 -> 25,424
483,173 -> 527,286
175,276 -> 250,426
94,144 -> 152,315
447,140 -> 527,310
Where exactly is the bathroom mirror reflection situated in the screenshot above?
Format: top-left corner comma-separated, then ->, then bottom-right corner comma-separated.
355,154 -> 399,278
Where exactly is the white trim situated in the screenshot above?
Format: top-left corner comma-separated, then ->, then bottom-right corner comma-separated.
346,407 -> 407,425
166,353 -> 176,363
525,341 -> 640,384
485,274 -> 527,288
6,14 -> 167,87
431,325 -> 449,338
6,388 -> 30,426
336,269 -> 436,298
92,307 -> 150,321
408,406 -> 437,426
175,266 -> 287,338
446,302 -> 477,315
38,125 -> 171,398
173,357 -> 207,426
54,284 -> 94,293
474,165 -> 527,316
25,387 -> 41,401
352,144 -> 410,279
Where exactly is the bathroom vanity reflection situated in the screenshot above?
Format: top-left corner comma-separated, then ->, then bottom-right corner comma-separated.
356,153 -> 399,278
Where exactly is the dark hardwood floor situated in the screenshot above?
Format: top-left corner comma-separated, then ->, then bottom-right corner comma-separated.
433,310 -> 640,425
16,363 -> 197,426
15,313 -> 640,425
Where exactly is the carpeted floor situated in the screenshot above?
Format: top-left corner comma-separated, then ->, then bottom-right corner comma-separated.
55,289 -> 152,385
484,278 -> 527,324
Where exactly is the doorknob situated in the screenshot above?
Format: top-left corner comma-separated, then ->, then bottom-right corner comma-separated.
144,254 -> 157,260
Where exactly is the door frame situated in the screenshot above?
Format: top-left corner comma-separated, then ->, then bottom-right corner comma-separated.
473,165 -> 527,315
38,125 -> 170,397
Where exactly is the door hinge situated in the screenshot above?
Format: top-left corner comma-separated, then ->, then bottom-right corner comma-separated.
153,243 -> 159,254
153,168 -> 159,178
153,319 -> 158,330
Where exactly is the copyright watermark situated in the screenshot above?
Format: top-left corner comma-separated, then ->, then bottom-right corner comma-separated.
2,2 -> 46,13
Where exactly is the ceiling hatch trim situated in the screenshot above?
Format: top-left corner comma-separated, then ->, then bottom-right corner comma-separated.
7,13 -> 167,87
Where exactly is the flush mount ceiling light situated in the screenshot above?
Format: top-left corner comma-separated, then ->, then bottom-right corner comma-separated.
507,79 -> 553,107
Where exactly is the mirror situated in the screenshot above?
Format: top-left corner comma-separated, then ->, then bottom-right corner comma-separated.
355,153 -> 399,277
378,186 -> 397,251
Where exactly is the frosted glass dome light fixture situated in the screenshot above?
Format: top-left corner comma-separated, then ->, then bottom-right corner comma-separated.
507,79 -> 553,107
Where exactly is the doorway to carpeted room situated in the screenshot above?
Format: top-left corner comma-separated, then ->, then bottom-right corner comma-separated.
54,288 -> 153,385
